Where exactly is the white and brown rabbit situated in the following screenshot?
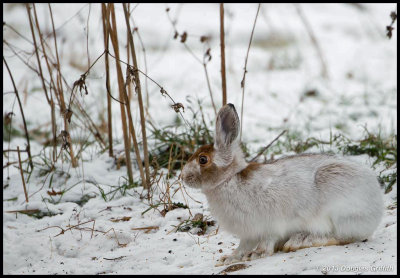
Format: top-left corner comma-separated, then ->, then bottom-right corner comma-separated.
181,103 -> 384,265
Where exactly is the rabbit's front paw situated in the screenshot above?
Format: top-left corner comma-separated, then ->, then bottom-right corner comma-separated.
215,248 -> 268,266
215,254 -> 241,266
246,248 -> 267,261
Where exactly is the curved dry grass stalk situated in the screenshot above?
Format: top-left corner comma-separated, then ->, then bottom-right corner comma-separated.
240,3 -> 261,142
294,4 -> 329,79
3,57 -> 34,171
220,3 -> 227,106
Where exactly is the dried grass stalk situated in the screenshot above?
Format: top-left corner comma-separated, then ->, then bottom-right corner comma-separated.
123,3 -> 151,189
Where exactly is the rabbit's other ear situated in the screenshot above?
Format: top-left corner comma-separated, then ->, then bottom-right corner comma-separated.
215,103 -> 240,150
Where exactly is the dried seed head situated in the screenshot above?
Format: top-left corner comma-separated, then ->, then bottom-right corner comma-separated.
4,112 -> 15,125
204,48 -> 212,62
387,25 -> 394,39
171,103 -> 184,113
200,35 -> 210,43
160,87 -> 167,97
390,11 -> 397,21
65,109 -> 73,124
73,74 -> 88,96
180,32 -> 187,43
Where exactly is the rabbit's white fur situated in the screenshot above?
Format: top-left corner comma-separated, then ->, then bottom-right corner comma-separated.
181,104 -> 384,265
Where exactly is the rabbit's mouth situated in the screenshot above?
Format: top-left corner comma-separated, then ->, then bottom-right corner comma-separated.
181,172 -> 201,188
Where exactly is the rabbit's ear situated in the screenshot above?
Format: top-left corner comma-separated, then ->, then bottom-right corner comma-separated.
215,103 -> 240,150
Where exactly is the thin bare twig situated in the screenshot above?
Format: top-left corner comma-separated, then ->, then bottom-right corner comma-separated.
240,3 -> 261,141
386,6 -> 397,39
106,51 -> 189,126
220,3 -> 227,106
32,3 -> 59,164
165,6 -> 217,116
294,4 -> 329,79
250,129 -> 287,162
25,3 -> 50,104
130,17 -> 150,111
3,57 -> 33,170
86,3 -> 91,69
17,146 -> 29,203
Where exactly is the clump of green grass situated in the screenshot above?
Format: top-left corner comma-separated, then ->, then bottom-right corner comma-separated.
174,213 -> 215,235
148,104 -> 213,178
265,130 -> 326,155
339,131 -> 396,168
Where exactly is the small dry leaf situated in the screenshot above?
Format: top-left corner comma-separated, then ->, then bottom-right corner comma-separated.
200,35 -> 209,43
173,31 -> 179,39
386,25 -> 394,39
110,216 -> 131,222
73,74 -> 88,96
47,188 -> 63,196
180,31 -> 187,43
166,7 -> 170,12
4,112 -> 14,125
65,109 -> 73,123
205,48 -> 212,62
131,226 -> 159,233
220,263 -> 248,273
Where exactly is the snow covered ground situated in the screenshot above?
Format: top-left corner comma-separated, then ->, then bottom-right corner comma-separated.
3,3 -> 397,274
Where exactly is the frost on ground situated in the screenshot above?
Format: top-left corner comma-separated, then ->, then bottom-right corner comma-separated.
3,3 -> 397,275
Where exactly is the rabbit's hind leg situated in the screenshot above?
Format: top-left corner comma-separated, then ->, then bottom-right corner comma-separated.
281,233 -> 350,252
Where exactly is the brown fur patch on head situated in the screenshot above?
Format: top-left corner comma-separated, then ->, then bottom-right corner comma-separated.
188,144 -> 214,163
238,162 -> 263,180
200,162 -> 219,182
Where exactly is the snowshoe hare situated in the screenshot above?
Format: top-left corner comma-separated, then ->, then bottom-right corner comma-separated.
181,103 -> 384,265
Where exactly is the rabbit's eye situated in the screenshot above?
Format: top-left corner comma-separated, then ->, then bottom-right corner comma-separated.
199,155 -> 208,165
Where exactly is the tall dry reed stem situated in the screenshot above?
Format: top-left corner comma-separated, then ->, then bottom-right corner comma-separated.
32,3 -> 78,168
123,3 -> 151,190
101,4 -> 113,157
32,4 -> 59,164
25,4 -> 50,104
106,3 -> 134,183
